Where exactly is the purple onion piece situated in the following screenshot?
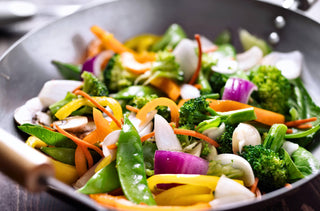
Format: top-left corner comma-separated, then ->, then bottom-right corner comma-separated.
154,150 -> 209,175
222,77 -> 258,104
81,51 -> 114,77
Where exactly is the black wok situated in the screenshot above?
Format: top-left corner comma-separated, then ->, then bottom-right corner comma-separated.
0,0 -> 320,210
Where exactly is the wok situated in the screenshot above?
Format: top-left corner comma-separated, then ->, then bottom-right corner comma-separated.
0,0 -> 320,210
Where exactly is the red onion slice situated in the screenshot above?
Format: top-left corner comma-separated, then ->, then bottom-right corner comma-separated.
81,50 -> 114,77
154,150 -> 208,175
222,77 -> 257,104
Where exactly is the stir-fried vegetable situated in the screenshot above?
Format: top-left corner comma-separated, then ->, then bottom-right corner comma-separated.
15,23 -> 320,209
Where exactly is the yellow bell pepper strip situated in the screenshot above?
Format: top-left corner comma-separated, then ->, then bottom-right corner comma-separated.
94,155 -> 112,173
136,97 -> 179,126
120,52 -> 152,74
155,184 -> 213,206
55,96 -> 122,129
207,99 -> 285,126
90,194 -> 211,211
147,174 -> 244,193
83,108 -> 113,145
124,34 -> 161,53
149,77 -> 181,101
26,136 -> 47,148
50,158 -> 78,185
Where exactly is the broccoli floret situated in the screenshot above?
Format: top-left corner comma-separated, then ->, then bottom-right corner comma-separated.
103,54 -> 138,92
179,96 -> 213,127
241,145 -> 288,192
249,65 -> 292,114
150,51 -> 183,82
81,71 -> 108,96
216,123 -> 237,154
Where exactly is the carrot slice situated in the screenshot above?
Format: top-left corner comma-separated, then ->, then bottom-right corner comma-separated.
136,97 -> 179,126
150,77 -> 181,101
141,131 -> 155,142
285,117 -> 317,128
75,146 -> 88,177
177,99 -> 190,109
188,34 -> 202,85
90,194 -> 210,211
126,105 -> 140,113
296,123 -> 313,129
87,39 -> 104,58
173,128 -> 219,147
207,99 -> 285,126
73,90 -> 122,129
107,143 -> 117,150
250,178 -> 259,193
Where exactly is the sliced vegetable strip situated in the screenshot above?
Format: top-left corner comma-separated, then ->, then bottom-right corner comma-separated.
90,194 -> 210,210
75,146 -> 88,176
150,77 -> 181,101
126,105 -> 140,113
53,123 -> 104,157
73,90 -> 122,128
147,174 -> 243,193
136,97 -> 179,126
173,128 -> 219,147
207,99 -> 285,126
285,117 -> 317,127
188,34 -> 202,85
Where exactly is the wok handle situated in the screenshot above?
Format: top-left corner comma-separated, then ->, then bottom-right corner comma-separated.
0,128 -> 54,192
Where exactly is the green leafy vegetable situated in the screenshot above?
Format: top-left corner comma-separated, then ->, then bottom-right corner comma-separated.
291,147 -> 320,176
52,60 -> 81,80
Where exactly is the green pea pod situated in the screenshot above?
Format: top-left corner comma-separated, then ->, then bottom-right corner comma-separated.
18,124 -> 77,148
117,116 -> 156,205
151,24 -> 187,51
40,147 -> 102,166
263,124 -> 287,152
49,92 -> 77,115
113,85 -> 163,100
78,161 -> 120,194
52,60 -> 81,80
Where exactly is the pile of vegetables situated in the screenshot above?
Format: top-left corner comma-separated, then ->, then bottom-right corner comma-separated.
14,23 -> 320,210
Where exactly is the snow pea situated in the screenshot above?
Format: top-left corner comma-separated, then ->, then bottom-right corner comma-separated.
18,123 -> 76,148
78,161 -> 120,194
40,147 -> 101,166
116,116 -> 156,205
51,60 -> 81,80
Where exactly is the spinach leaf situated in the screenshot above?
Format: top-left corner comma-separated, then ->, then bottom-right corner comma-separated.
18,124 -> 76,148
291,147 -> 320,176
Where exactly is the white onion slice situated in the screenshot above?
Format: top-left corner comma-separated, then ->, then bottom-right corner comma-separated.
173,38 -> 198,82
236,46 -> 263,71
38,80 -> 82,107
282,141 -> 299,156
214,154 -> 255,186
101,130 -> 121,159
261,51 -> 303,79
192,35 -> 216,50
189,143 -> 202,157
154,114 -> 182,151
202,122 -> 226,140
180,84 -> 201,99
232,123 -> 261,154
211,57 -> 238,74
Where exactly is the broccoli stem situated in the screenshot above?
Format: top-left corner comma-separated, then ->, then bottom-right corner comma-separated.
217,107 -> 257,125
263,124 -> 287,152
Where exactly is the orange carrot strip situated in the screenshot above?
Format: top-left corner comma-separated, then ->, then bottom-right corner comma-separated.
91,25 -> 135,55
73,90 -> 122,129
207,99 -> 285,126
126,105 -> 140,113
72,84 -> 83,93
90,194 -> 210,211
285,117 -> 317,127
150,77 -> 181,101
177,99 -> 189,109
285,183 -> 292,189
75,146 -> 88,177
107,143 -> 118,150
286,129 -> 293,134
87,39 -> 104,58
296,123 -> 313,129
250,178 -> 259,193
42,125 -> 56,132
136,97 -> 180,126
173,128 -> 219,147
54,123 -> 104,157
193,84 -> 202,89
188,34 -> 202,85
81,145 -> 93,168
141,132 -> 155,142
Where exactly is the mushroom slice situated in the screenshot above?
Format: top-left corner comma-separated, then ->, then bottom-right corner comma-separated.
38,80 -> 83,107
232,123 -> 261,154
214,154 -> 255,187
52,116 -> 88,132
14,97 -> 45,125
